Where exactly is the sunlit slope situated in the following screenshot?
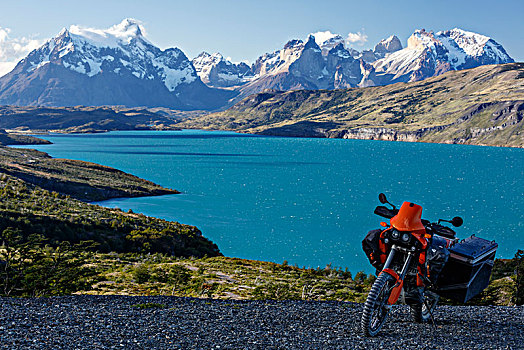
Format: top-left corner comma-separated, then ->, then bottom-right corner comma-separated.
181,63 -> 524,147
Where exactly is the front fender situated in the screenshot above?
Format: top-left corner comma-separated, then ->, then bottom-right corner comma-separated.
380,268 -> 404,305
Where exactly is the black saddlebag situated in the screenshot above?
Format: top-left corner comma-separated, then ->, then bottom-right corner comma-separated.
362,229 -> 384,270
436,235 -> 498,303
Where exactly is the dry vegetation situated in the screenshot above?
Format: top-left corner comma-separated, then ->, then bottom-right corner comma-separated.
181,63 -> 524,147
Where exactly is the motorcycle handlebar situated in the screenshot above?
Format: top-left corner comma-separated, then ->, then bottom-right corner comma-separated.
374,206 -> 457,238
374,206 -> 398,219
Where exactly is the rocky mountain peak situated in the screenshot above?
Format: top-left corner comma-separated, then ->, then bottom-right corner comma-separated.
112,18 -> 144,37
437,28 -> 490,56
369,27 -> 514,87
0,19 -> 235,110
283,39 -> 303,50
407,29 -> 438,50
191,51 -> 252,88
329,43 -> 350,56
374,35 -> 402,55
310,31 -> 345,50
303,35 -> 321,51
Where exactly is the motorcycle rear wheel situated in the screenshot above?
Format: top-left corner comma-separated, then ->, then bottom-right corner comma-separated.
410,291 -> 439,323
361,272 -> 396,337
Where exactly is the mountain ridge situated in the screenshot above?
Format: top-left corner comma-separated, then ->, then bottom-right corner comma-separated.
0,19 -> 235,110
0,20 -> 515,111
178,63 -> 524,148
193,27 -> 512,98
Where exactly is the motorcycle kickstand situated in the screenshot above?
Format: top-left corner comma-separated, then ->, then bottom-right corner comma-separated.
423,299 -> 437,331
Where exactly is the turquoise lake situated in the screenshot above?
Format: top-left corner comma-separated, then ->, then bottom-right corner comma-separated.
20,130 -> 524,272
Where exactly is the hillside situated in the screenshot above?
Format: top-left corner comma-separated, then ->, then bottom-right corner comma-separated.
0,129 -> 52,146
0,105 -> 193,133
84,253 -> 520,306
0,146 -> 178,202
180,63 -> 524,147
0,143 -> 220,297
0,172 -> 219,257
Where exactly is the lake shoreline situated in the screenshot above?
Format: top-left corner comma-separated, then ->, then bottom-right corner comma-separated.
25,129 -> 522,271
12,126 -> 524,149
1,144 -> 180,202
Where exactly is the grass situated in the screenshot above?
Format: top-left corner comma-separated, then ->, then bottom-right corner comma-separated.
83,254 -> 374,302
81,253 -> 519,306
0,168 -> 220,257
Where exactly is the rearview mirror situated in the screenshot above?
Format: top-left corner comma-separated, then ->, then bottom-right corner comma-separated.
451,216 -> 463,227
379,193 -> 388,204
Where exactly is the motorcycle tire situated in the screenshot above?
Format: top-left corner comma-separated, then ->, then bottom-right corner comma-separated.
361,272 -> 396,337
410,291 -> 439,323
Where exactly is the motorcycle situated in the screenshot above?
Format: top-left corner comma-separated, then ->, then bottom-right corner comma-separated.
360,193 -> 497,337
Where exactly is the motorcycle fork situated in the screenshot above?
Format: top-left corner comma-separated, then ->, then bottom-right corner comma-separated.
381,246 -> 414,305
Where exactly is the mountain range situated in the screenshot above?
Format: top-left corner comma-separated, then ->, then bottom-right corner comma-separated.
0,19 -> 515,110
0,19 -> 233,110
194,28 -> 513,94
180,63 -> 524,148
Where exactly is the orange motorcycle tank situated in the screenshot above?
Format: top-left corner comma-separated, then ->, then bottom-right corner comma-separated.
390,202 -> 425,231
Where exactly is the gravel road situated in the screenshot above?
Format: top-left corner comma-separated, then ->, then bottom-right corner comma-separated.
0,296 -> 522,349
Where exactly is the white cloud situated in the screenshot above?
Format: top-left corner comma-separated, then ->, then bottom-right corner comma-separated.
345,31 -> 368,46
0,27 -> 42,77
226,56 -> 250,65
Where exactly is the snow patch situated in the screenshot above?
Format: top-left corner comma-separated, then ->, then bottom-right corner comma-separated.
68,18 -> 150,49
153,56 -> 196,91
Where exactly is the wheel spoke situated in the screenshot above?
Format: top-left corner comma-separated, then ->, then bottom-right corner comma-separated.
361,273 -> 396,336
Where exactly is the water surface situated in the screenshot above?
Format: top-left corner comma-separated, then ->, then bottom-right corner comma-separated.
20,130 -> 524,272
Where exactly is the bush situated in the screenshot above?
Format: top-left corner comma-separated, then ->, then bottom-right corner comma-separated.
168,265 -> 191,286
0,228 -> 97,297
354,271 -> 366,284
132,264 -> 151,284
514,250 -> 524,305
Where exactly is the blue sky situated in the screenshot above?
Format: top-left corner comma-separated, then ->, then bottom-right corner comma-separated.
0,0 -> 522,66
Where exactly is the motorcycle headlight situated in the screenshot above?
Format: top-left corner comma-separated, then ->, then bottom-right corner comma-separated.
391,230 -> 399,239
401,232 -> 410,242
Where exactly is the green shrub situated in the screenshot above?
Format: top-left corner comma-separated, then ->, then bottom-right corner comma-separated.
0,228 -> 97,297
168,265 -> 191,286
132,264 -> 151,284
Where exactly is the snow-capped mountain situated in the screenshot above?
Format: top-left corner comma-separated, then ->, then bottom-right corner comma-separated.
0,21 -> 514,110
311,31 -> 346,53
373,35 -> 403,59
236,32 -> 402,97
226,28 -> 512,99
192,52 -> 252,87
0,19 -> 233,109
366,28 -> 514,85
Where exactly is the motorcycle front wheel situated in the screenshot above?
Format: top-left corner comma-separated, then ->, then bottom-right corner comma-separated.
360,272 -> 396,337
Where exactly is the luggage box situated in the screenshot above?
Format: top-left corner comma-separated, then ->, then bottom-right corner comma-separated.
436,235 -> 498,303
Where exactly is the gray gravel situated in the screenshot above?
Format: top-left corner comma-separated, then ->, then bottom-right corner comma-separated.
0,296 -> 522,349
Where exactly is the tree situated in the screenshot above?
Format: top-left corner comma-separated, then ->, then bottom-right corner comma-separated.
0,227 -> 97,297
354,271 -> 366,284
514,250 -> 524,306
